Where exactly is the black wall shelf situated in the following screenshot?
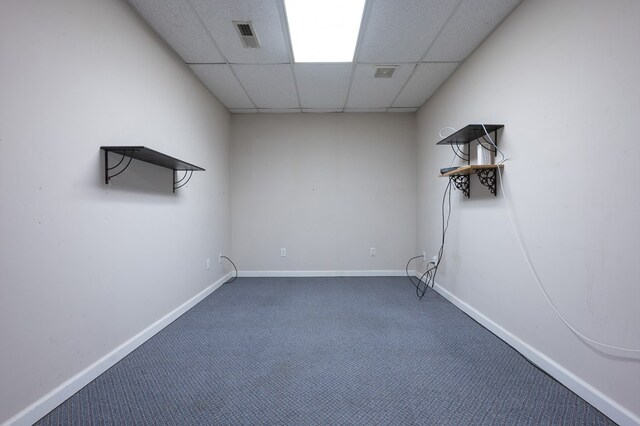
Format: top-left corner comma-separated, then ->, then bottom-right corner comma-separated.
436,124 -> 503,146
437,124 -> 504,197
100,146 -> 205,193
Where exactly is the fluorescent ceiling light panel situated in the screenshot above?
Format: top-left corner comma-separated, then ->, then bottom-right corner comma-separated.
285,0 -> 365,62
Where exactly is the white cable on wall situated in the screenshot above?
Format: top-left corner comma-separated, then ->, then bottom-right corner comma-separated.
480,124 -> 640,353
439,126 -> 457,139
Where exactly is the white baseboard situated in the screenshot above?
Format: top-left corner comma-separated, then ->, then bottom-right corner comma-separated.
239,270 -> 411,278
5,272 -> 233,426
424,277 -> 639,426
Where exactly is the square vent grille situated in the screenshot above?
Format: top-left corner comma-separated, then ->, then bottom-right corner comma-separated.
234,21 -> 260,48
374,65 -> 398,78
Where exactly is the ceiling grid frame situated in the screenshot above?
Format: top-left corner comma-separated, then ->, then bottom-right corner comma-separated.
342,0 -> 375,112
275,0 -> 302,112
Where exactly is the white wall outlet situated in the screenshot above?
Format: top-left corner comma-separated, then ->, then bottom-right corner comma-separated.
370,247 -> 376,257
432,255 -> 439,263
218,253 -> 223,263
206,258 -> 211,270
281,248 -> 287,257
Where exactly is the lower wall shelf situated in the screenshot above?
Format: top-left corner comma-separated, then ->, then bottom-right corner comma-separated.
439,164 -> 504,197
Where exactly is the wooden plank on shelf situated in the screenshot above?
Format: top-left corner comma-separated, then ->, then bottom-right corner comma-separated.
439,164 -> 504,177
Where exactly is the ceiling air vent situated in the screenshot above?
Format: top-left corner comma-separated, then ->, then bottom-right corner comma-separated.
234,21 -> 260,49
374,65 -> 398,78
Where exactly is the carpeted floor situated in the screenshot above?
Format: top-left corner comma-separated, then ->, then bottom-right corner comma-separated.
37,277 -> 614,425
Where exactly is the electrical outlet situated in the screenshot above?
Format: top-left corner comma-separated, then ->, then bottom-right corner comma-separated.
206,258 -> 211,270
281,248 -> 287,257
218,253 -> 223,263
370,247 -> 376,257
432,255 -> 439,263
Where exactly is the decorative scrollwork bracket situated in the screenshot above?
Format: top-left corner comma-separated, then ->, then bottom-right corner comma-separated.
449,175 -> 470,198
476,169 -> 497,196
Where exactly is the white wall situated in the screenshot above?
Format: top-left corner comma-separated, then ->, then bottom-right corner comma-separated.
231,113 -> 416,273
0,0 -> 231,423
416,0 -> 639,423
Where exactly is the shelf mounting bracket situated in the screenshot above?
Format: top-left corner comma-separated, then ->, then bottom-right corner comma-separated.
477,168 -> 498,196
173,170 -> 193,193
449,175 -> 470,198
104,150 -> 134,184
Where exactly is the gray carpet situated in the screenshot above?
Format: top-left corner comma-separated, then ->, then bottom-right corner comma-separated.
37,277 -> 614,425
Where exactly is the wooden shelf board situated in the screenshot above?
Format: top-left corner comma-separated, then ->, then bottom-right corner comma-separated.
440,164 -> 504,177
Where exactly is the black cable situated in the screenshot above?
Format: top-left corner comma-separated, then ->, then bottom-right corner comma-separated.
220,255 -> 238,283
406,179 -> 453,300
405,255 -> 424,291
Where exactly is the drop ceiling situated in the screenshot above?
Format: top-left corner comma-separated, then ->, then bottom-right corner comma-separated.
127,0 -> 522,113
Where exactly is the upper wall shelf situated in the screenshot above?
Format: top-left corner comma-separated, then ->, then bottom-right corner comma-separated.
436,124 -> 504,146
100,146 -> 205,193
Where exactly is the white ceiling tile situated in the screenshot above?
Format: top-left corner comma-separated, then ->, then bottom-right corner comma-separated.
356,0 -> 460,63
344,108 -> 389,113
425,0 -> 523,61
229,108 -> 259,113
393,62 -> 459,108
190,64 -> 254,108
190,0 -> 290,64
294,64 -> 353,109
346,63 -> 415,108
232,64 -> 299,109
127,0 -> 224,63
